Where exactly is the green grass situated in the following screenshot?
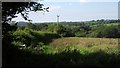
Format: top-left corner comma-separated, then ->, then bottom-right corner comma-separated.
105,23 -> 119,26
20,37 -> 119,55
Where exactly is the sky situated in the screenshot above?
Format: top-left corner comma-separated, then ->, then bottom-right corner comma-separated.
12,0 -> 119,23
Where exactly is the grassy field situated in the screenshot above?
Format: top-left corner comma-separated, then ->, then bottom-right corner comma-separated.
15,37 -> 119,55
51,37 -> 118,47
21,37 -> 119,54
49,37 -> 119,54
105,23 -> 119,26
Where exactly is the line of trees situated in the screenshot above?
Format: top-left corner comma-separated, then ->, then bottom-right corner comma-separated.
18,21 -> 120,38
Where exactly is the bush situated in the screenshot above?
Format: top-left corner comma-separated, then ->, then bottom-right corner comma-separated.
13,28 -> 61,47
90,25 -> 120,38
13,28 -> 34,46
75,29 -> 86,37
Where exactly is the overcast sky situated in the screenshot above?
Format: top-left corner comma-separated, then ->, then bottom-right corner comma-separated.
12,0 -> 119,23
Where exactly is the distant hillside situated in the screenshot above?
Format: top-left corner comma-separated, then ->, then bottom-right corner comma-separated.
17,21 -> 28,27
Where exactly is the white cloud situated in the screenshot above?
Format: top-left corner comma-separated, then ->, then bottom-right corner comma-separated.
68,3 -> 72,6
44,0 -> 78,2
79,0 -> 119,2
80,0 -> 87,3
49,6 -> 61,11
42,0 -> 119,2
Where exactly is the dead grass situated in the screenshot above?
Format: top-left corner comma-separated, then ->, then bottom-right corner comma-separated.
50,37 -> 118,49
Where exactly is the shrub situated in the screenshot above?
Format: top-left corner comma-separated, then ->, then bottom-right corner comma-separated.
13,28 -> 61,47
90,25 -> 120,38
75,30 -> 86,37
13,28 -> 34,46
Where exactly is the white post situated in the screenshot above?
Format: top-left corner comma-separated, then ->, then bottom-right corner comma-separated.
57,15 -> 59,23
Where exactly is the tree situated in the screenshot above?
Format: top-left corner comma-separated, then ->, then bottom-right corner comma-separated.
2,2 -> 49,66
2,2 -> 49,22
2,1 -> 49,39
2,2 -> 49,45
90,25 -> 120,38
2,1 -> 49,36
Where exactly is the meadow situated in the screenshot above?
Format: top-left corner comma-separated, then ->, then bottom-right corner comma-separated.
50,37 -> 119,53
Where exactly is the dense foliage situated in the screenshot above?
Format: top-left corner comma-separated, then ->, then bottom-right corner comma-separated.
2,2 -> 49,67
19,20 -> 119,38
90,25 -> 120,38
3,44 -> 120,68
12,28 -> 60,47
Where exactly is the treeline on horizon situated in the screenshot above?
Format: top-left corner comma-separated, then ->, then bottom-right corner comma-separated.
32,19 -> 119,24
15,19 -> 120,38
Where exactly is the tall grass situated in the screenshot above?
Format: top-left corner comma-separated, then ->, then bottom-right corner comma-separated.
51,37 -> 118,47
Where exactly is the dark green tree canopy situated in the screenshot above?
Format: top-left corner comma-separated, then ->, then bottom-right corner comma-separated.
2,2 -> 49,22
2,2 -> 49,46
